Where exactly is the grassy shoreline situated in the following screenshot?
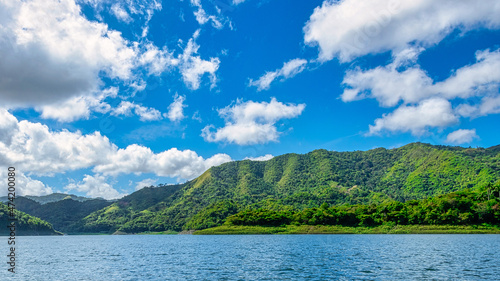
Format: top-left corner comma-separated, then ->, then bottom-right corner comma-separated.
194,224 -> 500,235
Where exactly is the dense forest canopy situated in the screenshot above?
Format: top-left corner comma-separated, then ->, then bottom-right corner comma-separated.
0,202 -> 60,235
5,143 -> 499,234
74,143 -> 500,233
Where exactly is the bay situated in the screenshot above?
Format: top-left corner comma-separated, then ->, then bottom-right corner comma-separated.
2,234 -> 499,280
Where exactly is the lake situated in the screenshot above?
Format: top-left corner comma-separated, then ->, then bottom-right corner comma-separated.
2,234 -> 499,280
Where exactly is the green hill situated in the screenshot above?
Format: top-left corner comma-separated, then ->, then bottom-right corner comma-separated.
69,184 -> 183,233
72,142 -> 499,233
13,197 -> 112,233
0,202 -> 61,236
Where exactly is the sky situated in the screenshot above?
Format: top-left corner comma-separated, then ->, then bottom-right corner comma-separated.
1,0 -> 499,199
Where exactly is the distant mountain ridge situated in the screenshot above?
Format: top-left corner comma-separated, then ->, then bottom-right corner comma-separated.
26,193 -> 108,204
12,197 -> 112,233
0,192 -> 108,205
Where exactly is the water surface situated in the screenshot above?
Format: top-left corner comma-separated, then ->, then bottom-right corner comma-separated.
1,234 -> 499,280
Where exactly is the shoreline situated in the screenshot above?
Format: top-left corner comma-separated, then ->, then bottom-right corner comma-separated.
4,225 -> 500,236
193,224 -> 500,235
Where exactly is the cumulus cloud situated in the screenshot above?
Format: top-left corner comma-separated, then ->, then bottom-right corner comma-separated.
303,1 -> 500,139
304,0 -> 500,62
36,88 -> 118,122
341,48 -> 500,137
368,98 -> 458,136
166,94 -> 187,122
457,95 -> 500,118
66,174 -> 124,199
0,0 -> 220,122
0,170 -> 53,197
139,31 -> 220,91
202,98 -> 306,145
244,154 -> 274,161
112,101 -> 163,121
446,129 -> 479,145
93,145 -> 232,178
343,49 -> 500,107
0,0 -> 137,108
179,30 -> 220,90
138,43 -> 178,76
433,50 -> 500,100
249,58 -> 308,91
134,178 -> 158,191
0,109 -> 233,196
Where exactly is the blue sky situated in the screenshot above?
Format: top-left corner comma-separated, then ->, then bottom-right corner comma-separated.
1,0 -> 499,199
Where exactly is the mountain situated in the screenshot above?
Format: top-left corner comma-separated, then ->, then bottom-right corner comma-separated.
26,193 -> 105,204
70,184 -> 183,233
13,196 -> 112,233
0,193 -> 106,205
72,142 -> 499,233
0,202 -> 61,236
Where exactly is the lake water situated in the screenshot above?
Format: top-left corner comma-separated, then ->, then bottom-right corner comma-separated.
1,234 -> 499,280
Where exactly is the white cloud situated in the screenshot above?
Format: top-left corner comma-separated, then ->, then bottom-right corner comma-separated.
202,98 -> 306,145
66,174 -> 124,199
0,170 -> 53,197
343,49 -> 500,107
249,58 -> 308,91
0,108 -> 19,146
0,0 -> 219,123
93,145 -> 232,179
0,0 -> 138,108
179,30 -> 220,90
166,94 -> 187,122
342,48 -> 434,107
368,98 -> 458,136
134,178 -> 158,191
433,50 -> 500,100
38,87 -> 164,122
36,88 -> 118,122
139,30 -> 221,91
446,129 -> 479,145
190,0 -> 224,29
0,116 -> 115,175
81,0 -> 161,24
192,111 -> 202,122
456,95 -> 500,118
244,154 -> 274,161
138,43 -> 178,75
233,0 -> 246,5
303,1 -> 500,139
112,101 -> 163,121
0,109 -> 232,187
111,4 -> 132,23
304,0 -> 500,62
342,48 -> 500,136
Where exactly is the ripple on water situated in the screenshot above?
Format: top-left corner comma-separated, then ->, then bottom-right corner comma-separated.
2,234 -> 499,280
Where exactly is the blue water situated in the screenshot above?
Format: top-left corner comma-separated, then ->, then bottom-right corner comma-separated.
1,234 -> 499,280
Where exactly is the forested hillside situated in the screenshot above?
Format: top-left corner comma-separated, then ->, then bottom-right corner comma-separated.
0,203 -> 60,235
13,197 -> 112,233
224,188 -> 500,228
72,143 -> 499,233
